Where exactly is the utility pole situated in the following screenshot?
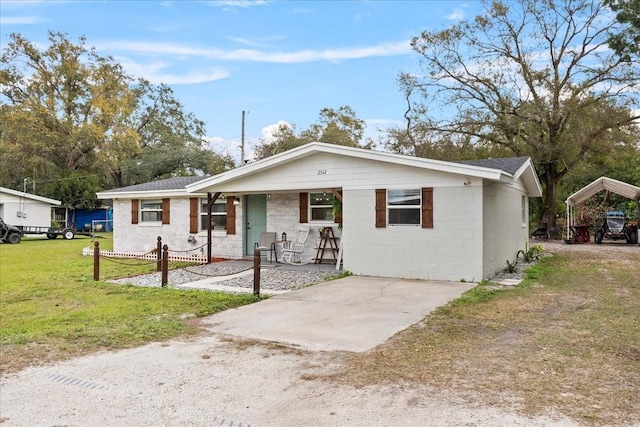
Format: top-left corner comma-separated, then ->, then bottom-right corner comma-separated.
240,110 -> 246,167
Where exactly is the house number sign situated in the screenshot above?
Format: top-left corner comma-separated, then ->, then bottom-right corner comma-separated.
317,169 -> 327,175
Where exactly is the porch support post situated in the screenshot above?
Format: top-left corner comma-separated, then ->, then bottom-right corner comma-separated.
253,247 -> 261,296
566,201 -> 569,243
206,192 -> 222,264
328,188 -> 342,202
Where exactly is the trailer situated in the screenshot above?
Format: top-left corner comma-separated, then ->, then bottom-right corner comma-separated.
1,216 -> 86,243
17,225 -> 76,240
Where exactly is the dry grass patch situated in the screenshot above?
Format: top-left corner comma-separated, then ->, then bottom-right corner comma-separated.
335,249 -> 640,426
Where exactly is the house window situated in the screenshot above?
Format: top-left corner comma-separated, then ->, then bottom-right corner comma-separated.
309,192 -> 335,221
387,189 -> 421,225
140,199 -> 163,222
521,195 -> 526,226
200,199 -> 227,230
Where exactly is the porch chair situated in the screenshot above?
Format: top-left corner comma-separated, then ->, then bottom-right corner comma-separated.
254,232 -> 277,263
280,227 -> 310,265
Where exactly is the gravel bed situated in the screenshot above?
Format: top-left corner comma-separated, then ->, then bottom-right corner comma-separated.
108,262 -> 339,291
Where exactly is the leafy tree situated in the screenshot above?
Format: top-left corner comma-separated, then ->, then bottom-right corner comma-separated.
101,80 -> 234,187
306,106 -> 368,147
254,106 -> 371,160
38,174 -> 101,227
253,122 -> 311,160
605,0 -> 640,61
0,32 -> 232,195
398,0 -> 640,227
0,32 -> 137,188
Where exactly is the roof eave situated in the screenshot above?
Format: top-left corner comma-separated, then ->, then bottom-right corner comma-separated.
186,142 -> 507,193
97,189 -> 209,199
513,158 -> 543,197
0,186 -> 62,205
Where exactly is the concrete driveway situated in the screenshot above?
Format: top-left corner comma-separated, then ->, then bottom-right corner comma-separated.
202,275 -> 476,352
1,276 -> 577,426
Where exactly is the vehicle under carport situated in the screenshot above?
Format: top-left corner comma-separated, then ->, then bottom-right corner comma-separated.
565,177 -> 640,246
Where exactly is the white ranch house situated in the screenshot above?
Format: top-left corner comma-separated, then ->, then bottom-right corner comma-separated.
0,186 -> 61,228
97,143 -> 542,282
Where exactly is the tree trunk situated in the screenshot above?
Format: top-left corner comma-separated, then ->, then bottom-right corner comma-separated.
542,167 -> 560,229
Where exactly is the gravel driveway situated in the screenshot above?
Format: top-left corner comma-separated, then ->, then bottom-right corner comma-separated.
108,261 -> 338,292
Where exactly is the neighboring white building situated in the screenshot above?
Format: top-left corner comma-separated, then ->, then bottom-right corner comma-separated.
0,187 -> 61,228
98,142 -> 542,282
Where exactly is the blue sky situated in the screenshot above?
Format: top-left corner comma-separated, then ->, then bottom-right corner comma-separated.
1,0 -> 482,162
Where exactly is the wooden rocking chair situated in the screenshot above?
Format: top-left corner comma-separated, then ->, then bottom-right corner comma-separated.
279,227 -> 310,265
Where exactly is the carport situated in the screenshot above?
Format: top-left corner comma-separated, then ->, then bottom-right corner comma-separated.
565,176 -> 640,246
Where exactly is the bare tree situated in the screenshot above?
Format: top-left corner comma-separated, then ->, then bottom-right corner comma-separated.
401,0 -> 639,226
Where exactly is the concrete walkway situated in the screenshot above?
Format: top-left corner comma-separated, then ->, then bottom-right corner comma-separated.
202,276 -> 476,352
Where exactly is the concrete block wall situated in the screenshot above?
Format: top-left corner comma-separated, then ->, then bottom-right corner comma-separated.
482,182 -> 530,278
343,186 -> 484,282
266,192 -> 342,264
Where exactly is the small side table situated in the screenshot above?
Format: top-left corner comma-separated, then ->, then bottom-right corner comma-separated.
570,224 -> 590,243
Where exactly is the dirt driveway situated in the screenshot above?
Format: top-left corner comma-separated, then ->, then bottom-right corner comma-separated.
539,239 -> 639,257
0,334 -> 577,426
0,272 -> 582,426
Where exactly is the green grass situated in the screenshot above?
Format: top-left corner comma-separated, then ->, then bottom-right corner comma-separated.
0,235 -> 261,372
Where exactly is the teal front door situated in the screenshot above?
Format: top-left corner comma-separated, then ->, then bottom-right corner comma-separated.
245,194 -> 267,256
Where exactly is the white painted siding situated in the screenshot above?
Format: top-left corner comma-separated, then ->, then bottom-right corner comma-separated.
343,186 -> 484,282
482,181 -> 530,278
0,192 -> 54,228
207,153 -> 472,193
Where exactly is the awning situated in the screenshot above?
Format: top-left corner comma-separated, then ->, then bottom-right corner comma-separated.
566,177 -> 640,207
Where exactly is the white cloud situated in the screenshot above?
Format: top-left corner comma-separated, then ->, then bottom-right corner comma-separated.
446,8 -> 465,20
97,40 -> 412,64
208,0 -> 268,9
203,135 -> 245,162
117,58 -> 230,84
353,12 -> 371,22
0,15 -> 44,25
261,121 -> 291,143
446,3 -> 469,21
226,36 -> 280,48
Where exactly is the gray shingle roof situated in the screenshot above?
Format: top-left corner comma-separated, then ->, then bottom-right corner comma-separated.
454,157 -> 530,175
101,176 -> 208,193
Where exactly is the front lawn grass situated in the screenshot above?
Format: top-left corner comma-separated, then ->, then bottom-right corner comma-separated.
0,235 -> 261,373
338,249 -> 640,426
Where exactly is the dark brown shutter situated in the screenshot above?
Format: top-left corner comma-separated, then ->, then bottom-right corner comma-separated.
299,192 -> 308,223
422,187 -> 433,229
162,198 -> 170,224
131,199 -> 139,224
226,196 -> 236,235
189,197 -> 198,233
375,189 -> 386,228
